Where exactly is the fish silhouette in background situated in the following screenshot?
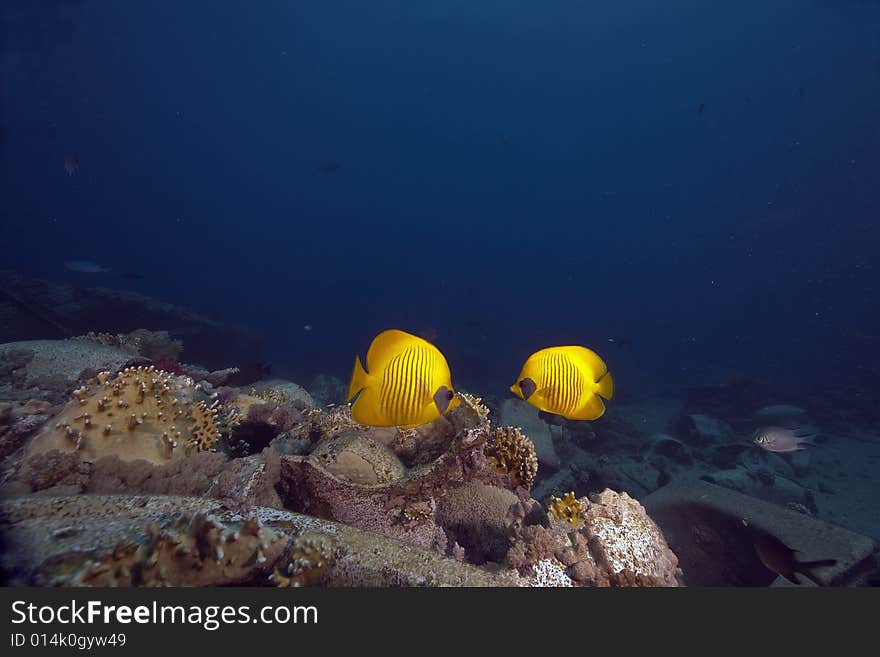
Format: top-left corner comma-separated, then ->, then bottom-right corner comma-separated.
64,259 -> 109,273
698,102 -> 705,115
63,153 -> 79,176
748,526 -> 837,586
317,160 -> 339,174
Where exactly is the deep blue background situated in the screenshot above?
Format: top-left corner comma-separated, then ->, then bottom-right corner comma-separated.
2,1 -> 879,398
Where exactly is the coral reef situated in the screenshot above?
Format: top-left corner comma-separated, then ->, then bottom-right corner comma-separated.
506,490 -> 680,586
436,482 -> 519,563
0,340 -> 141,403
24,366 -> 220,467
250,379 -> 315,408
73,329 -> 183,362
0,270 -> 263,370
0,400 -> 55,461
0,495 -> 524,587
308,374 -> 347,408
0,349 -> 685,587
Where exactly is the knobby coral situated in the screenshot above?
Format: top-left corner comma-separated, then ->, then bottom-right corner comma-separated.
24,366 -> 220,466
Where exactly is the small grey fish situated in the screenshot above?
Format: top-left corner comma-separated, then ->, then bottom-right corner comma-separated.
753,426 -> 816,453
64,259 -> 110,273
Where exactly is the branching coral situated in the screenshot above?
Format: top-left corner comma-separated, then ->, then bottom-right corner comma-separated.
24,366 -> 220,466
456,392 -> 490,426
548,491 -> 584,529
483,426 -> 538,489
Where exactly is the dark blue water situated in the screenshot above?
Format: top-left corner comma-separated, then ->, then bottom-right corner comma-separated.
2,1 -> 879,399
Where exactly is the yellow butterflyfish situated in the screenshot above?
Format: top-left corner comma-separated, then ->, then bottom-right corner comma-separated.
509,345 -> 613,420
347,329 -> 458,427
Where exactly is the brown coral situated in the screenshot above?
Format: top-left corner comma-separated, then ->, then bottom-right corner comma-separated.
483,426 -> 538,489
24,366 -> 220,466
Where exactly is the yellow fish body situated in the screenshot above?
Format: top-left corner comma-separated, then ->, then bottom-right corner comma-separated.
510,346 -> 613,420
347,329 -> 458,427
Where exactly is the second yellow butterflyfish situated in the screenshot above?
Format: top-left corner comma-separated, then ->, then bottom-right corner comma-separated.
347,329 -> 458,427
509,345 -> 614,420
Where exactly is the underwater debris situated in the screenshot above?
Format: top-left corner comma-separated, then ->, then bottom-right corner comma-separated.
483,426 -> 538,489
24,366 -> 220,466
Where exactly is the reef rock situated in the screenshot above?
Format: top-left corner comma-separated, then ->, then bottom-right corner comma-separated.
506,489 -> 680,586
0,340 -> 140,403
250,379 -> 315,408
0,270 -> 263,370
500,399 -> 560,471
754,404 -> 810,424
308,374 -> 347,408
644,480 -> 878,586
0,495 -> 524,587
670,413 -> 735,445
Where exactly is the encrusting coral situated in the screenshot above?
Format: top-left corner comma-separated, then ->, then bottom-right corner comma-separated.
24,365 -> 220,466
